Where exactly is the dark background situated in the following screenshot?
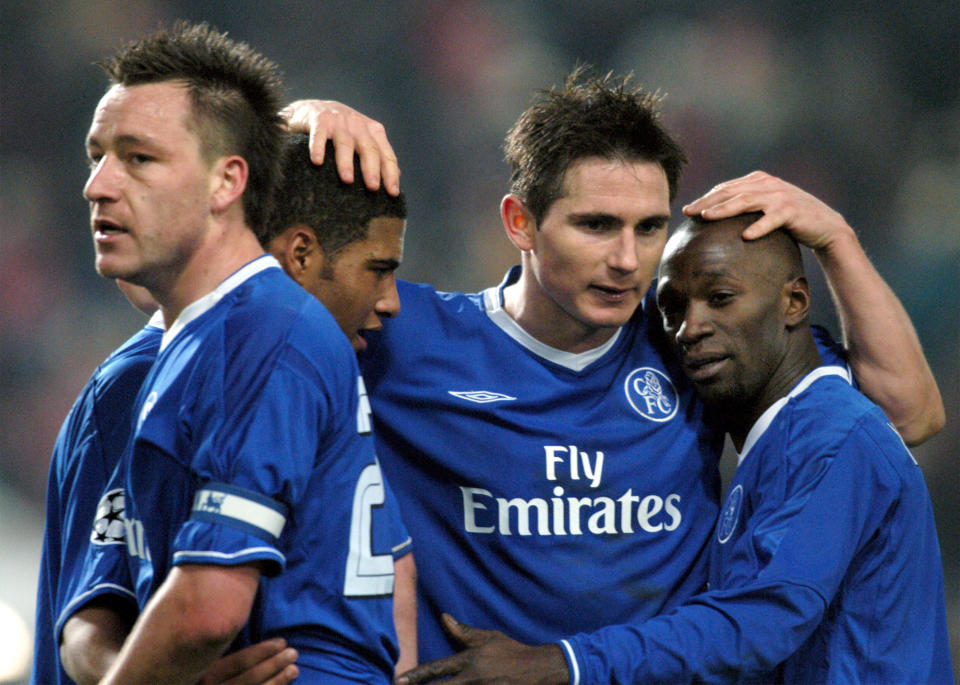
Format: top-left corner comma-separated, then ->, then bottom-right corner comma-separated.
1,1 -> 956,680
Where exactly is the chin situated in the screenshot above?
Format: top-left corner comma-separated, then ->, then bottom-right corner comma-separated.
692,376 -> 732,402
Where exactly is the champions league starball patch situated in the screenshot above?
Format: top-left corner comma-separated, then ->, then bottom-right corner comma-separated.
91,488 -> 126,545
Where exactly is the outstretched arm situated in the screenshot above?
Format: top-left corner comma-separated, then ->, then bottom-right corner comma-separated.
280,100 -> 400,195
684,171 -> 944,445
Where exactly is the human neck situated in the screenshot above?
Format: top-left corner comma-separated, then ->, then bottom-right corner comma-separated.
502,277 -> 619,354
726,333 -> 823,451
156,221 -> 265,327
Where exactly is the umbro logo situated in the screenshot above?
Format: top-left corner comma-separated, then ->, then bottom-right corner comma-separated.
448,391 -> 517,404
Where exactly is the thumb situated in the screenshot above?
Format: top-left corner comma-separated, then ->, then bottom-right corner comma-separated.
441,613 -> 488,647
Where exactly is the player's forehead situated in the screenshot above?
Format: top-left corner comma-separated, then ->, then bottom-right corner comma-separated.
87,81 -> 195,148
663,223 -> 746,275
358,217 -> 406,259
551,156 -> 670,217
663,222 -> 784,291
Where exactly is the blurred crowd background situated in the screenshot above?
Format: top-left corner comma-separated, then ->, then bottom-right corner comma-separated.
2,1 -> 957,680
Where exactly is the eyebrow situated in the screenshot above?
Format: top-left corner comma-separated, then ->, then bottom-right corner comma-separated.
85,133 -> 153,150
568,212 -> 671,227
368,258 -> 401,269
568,212 -> 619,222
638,214 -> 671,227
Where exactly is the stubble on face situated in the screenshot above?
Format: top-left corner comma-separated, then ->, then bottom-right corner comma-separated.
84,82 -> 214,291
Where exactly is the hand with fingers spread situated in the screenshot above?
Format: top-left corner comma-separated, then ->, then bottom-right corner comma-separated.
280,99 -> 400,195
198,638 -> 299,685
683,170 -> 851,252
396,614 -> 568,685
681,170 -> 944,445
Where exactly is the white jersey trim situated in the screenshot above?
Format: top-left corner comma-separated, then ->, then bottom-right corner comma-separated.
173,547 -> 285,564
482,283 -> 622,372
146,310 -> 165,330
161,254 -> 281,350
558,639 -> 581,685
736,365 -> 851,467
56,582 -> 138,639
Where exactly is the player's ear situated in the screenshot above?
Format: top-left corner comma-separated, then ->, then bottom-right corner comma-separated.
290,226 -> 325,279
782,276 -> 810,327
501,194 -> 536,251
270,225 -> 322,284
209,155 -> 249,215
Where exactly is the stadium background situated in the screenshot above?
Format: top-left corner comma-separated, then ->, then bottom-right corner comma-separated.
1,1 -> 957,680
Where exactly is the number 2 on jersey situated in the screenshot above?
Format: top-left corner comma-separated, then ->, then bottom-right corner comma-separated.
343,462 -> 395,597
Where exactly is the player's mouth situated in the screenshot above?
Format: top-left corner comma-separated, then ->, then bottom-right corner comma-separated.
93,218 -> 128,241
354,328 -> 380,353
682,353 -> 730,382
589,283 -> 637,304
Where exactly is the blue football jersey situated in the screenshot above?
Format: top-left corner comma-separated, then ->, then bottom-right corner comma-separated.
115,257 -> 400,682
561,367 -> 952,683
360,268 -> 725,660
32,315 -> 162,685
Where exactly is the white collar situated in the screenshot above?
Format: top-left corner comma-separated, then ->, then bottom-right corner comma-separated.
146,310 -> 165,330
481,270 -> 622,373
736,365 -> 851,466
161,255 -> 280,351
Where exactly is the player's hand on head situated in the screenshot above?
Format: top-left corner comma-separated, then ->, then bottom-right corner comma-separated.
682,170 -> 852,251
198,637 -> 299,685
396,613 -> 568,684
279,99 -> 400,196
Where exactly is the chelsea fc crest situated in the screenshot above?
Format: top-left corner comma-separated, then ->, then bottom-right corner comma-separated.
624,367 -> 679,422
717,484 -> 743,544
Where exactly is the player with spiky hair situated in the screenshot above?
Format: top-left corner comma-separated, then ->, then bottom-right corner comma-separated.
54,21 -> 406,684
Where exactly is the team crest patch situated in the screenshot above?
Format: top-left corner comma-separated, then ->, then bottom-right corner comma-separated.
624,367 -> 679,422
717,484 -> 743,544
449,391 -> 517,404
91,488 -> 126,545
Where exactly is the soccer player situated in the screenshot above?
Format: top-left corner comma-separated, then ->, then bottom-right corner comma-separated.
37,109 -> 402,685
262,132 -> 417,672
287,67 -> 943,671
561,213 -> 952,681
62,22 -> 403,683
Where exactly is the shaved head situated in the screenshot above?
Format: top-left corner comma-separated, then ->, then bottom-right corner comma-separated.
656,211 -> 821,444
662,212 -> 804,289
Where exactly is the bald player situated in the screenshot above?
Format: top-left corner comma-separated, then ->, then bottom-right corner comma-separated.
553,214 -> 952,682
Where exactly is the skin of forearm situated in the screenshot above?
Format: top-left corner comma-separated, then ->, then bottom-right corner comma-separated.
60,605 -> 132,685
100,565 -> 258,685
393,554 -> 418,674
816,229 -> 944,445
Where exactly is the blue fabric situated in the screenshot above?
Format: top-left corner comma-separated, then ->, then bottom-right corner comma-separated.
105,260 -> 400,682
360,269 -> 725,660
32,321 -> 161,685
564,371 -> 952,683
